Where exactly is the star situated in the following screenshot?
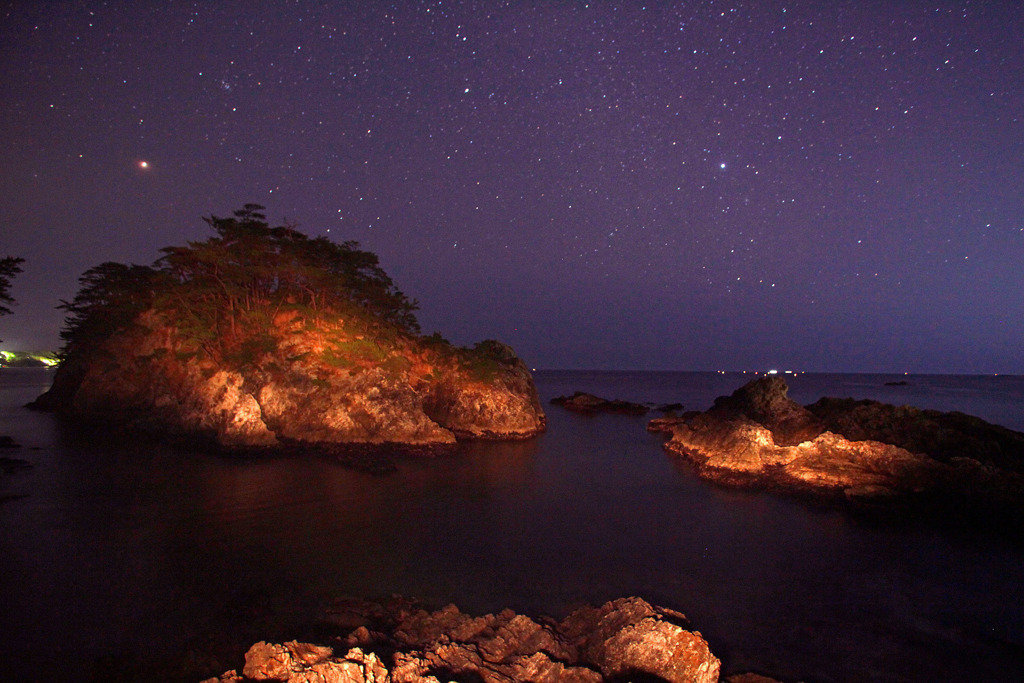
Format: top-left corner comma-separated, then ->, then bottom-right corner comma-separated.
138,160 -> 150,170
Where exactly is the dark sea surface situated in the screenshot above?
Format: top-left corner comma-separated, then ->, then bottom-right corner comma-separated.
1,367 -> 1023,681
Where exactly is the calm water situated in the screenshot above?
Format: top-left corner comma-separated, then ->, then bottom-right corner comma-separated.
1,368 -> 1023,681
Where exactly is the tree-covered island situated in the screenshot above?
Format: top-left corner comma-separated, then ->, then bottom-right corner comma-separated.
32,206 -> 545,448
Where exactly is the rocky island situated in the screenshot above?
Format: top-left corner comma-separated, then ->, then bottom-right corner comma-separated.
550,392 -> 685,415
30,206 -> 544,448
550,392 -> 651,415
651,376 -> 1024,525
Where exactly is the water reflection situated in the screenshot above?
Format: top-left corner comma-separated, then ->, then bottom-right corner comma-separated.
1,370 -> 1023,681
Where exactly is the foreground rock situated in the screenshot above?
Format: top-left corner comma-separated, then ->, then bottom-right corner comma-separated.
654,377 -> 1024,520
551,392 -> 650,415
204,597 -> 729,683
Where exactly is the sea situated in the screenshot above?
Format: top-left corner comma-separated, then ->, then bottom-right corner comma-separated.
1,367 -> 1022,681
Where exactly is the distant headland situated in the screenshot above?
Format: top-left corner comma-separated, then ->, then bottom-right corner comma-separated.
0,351 -> 58,368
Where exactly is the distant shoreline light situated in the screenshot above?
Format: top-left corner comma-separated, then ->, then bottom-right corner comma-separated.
0,350 -> 59,367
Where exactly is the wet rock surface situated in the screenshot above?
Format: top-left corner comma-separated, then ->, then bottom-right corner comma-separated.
656,377 -> 1024,525
202,597 -> 735,683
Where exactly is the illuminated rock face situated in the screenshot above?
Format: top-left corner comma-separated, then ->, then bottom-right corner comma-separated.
35,310 -> 545,448
664,412 -> 941,497
806,396 -> 1024,471
657,377 -> 1024,512
706,376 -> 824,446
423,371 -> 549,439
203,597 -> 722,683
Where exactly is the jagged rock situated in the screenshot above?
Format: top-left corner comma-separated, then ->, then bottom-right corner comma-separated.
255,367 -> 454,446
559,597 -> 718,683
600,618 -> 719,683
390,604 -> 588,682
551,392 -> 649,415
424,356 -> 547,439
390,642 -> 600,683
647,412 -> 701,434
664,411 -> 941,497
207,597 -> 723,683
200,641 -> 390,683
242,641 -> 331,679
708,376 -> 824,446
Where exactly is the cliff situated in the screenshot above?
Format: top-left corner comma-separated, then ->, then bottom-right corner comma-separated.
32,310 -> 545,448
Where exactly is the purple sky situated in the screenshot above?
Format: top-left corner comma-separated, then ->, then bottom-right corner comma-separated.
1,1 -> 1022,372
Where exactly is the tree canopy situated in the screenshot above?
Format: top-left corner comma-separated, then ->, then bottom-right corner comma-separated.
0,256 -> 25,343
0,256 -> 24,318
59,205 -> 420,362
58,262 -> 163,356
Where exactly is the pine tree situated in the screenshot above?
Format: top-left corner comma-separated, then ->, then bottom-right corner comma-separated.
59,206 -> 421,362
0,256 -> 25,343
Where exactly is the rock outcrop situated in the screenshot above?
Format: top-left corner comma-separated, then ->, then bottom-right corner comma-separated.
705,376 -> 823,446
654,377 -> 1024,516
203,597 -> 727,683
551,392 -> 650,415
31,310 -> 545,449
551,393 -> 685,416
662,411 -> 942,500
806,396 -> 1024,472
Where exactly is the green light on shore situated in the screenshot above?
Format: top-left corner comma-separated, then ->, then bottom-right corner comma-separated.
0,350 -> 59,366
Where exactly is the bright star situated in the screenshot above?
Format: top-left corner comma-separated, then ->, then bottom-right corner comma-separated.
719,162 -> 727,169
138,160 -> 150,170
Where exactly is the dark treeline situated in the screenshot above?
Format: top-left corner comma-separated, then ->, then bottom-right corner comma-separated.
0,255 -> 25,343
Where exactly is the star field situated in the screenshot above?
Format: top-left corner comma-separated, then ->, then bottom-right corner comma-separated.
1,1 -> 1022,372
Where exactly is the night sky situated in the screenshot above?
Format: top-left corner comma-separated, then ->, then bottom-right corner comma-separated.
1,1 -> 1022,373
